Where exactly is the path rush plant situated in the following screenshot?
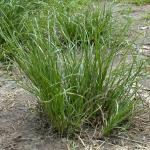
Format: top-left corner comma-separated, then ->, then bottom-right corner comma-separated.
0,1 -> 143,136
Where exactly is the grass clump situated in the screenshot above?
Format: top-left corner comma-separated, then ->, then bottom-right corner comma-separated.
0,0 -> 91,61
0,1 -> 143,136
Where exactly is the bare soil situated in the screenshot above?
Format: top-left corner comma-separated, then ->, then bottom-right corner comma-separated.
0,4 -> 150,150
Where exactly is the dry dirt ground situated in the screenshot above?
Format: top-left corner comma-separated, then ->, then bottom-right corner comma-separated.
0,4 -> 150,150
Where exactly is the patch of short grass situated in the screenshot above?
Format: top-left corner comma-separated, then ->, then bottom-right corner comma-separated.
144,12 -> 150,20
115,0 -> 150,5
